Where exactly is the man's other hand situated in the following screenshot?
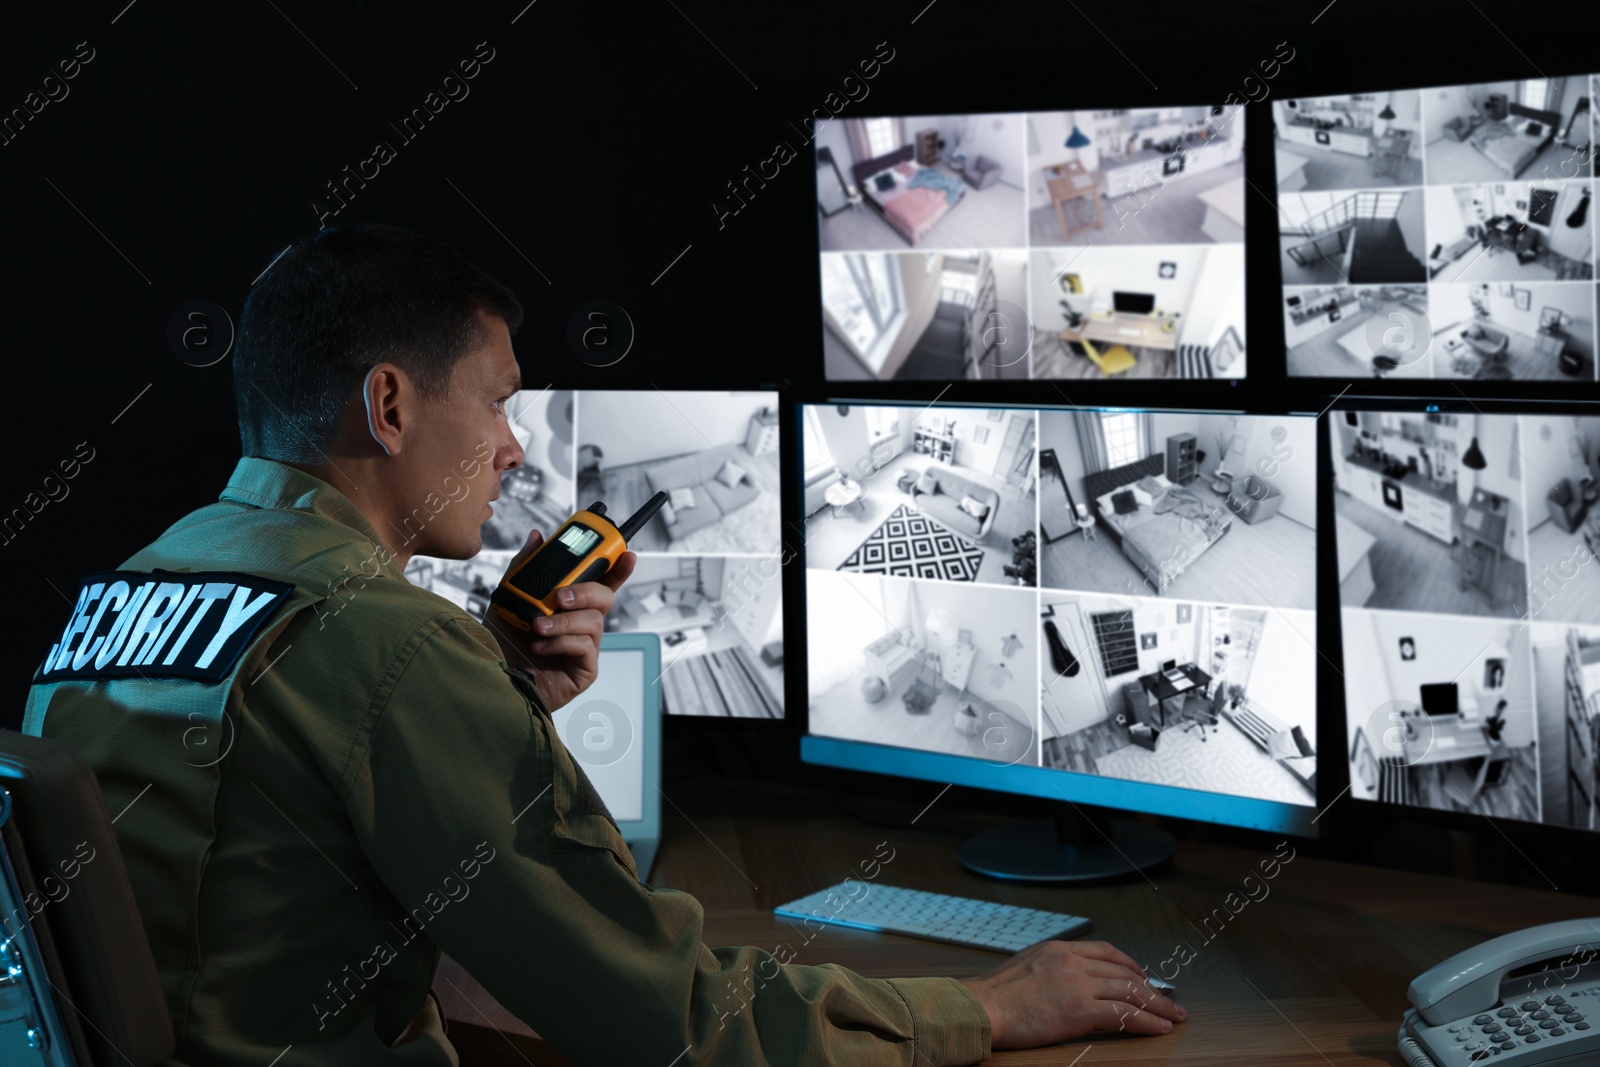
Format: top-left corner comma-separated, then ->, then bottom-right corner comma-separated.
958,939 -> 1186,1049
486,529 -> 635,709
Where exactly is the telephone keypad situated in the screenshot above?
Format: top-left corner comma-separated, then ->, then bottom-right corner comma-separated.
1421,989 -> 1599,1062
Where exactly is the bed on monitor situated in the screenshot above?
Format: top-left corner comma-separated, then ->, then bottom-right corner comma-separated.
1085,454 -> 1234,594
850,144 -> 966,247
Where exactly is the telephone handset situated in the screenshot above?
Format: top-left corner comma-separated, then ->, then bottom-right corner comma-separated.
1400,917 -> 1600,1065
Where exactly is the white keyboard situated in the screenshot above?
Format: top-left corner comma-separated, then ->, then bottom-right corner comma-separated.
773,882 -> 1093,954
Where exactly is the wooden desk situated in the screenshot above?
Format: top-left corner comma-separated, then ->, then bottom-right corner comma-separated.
1059,312 -> 1180,353
1046,161 -> 1102,241
433,777 -> 1598,1065
1141,664 -> 1212,727
1394,710 -> 1508,799
1370,131 -> 1410,179
1398,712 -> 1492,767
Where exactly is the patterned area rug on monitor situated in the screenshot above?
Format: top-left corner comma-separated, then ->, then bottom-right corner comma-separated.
837,504 -> 984,581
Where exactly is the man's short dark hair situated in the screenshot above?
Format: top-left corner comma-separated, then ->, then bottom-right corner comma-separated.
234,224 -> 525,462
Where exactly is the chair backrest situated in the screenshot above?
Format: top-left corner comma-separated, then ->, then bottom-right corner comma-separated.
0,730 -> 174,1067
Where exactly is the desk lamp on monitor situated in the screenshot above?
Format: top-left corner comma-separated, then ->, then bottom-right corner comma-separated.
1333,400 -> 1600,835
799,399 -> 1324,882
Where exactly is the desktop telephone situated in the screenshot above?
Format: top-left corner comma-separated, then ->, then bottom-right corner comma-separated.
1399,917 -> 1600,1066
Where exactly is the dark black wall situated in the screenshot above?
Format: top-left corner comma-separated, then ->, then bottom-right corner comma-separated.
6,0 -> 1598,889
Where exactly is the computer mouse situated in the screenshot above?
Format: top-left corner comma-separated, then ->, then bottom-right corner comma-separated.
1147,976 -> 1178,996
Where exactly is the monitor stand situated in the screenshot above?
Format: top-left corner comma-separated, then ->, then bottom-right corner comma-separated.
957,802 -> 1176,883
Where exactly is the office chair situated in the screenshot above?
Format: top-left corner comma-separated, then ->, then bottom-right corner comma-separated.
1078,337 -> 1137,377
0,729 -> 174,1066
1176,687 -> 1222,742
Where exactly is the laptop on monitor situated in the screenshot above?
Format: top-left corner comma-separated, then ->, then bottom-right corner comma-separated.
547,633 -> 663,878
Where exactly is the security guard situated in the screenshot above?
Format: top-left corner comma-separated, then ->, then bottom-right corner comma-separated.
26,225 -> 1183,1065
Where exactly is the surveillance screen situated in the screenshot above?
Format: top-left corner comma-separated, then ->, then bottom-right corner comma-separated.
1334,408 -> 1600,833
406,389 -> 785,718
816,105 -> 1248,382
1277,75 -> 1597,380
803,401 -> 1318,807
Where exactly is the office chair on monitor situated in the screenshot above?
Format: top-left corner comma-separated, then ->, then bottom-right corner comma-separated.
1176,683 -> 1223,742
1078,338 -> 1137,377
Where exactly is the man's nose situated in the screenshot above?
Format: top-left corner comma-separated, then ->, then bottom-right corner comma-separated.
500,426 -> 525,470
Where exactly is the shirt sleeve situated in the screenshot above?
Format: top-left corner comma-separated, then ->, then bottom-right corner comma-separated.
345,615 -> 992,1067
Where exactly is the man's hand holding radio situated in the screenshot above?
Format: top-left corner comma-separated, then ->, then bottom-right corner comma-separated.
487,528 -> 636,710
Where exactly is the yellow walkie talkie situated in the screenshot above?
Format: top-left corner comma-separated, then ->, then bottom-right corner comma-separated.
490,491 -> 667,630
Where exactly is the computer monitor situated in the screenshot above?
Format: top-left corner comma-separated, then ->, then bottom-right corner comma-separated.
813,103 -> 1249,382
1332,402 -> 1600,837
1276,74 -> 1592,380
800,399 -> 1323,882
1420,683 -> 1459,717
405,388 -> 786,719
549,633 -> 663,876
1112,291 -> 1156,315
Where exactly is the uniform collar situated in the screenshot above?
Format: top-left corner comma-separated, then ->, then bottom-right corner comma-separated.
219,458 -> 408,581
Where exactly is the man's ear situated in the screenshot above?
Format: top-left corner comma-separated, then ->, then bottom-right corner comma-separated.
362,364 -> 407,457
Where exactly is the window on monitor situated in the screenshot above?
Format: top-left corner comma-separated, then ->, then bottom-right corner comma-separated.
865,407 -> 899,444
865,117 -> 897,157
802,407 -> 833,479
820,254 -> 901,355
1100,412 -> 1143,467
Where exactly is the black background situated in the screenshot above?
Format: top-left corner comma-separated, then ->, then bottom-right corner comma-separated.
6,0 -> 1600,893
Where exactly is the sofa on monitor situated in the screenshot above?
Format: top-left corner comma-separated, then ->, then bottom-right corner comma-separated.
909,467 -> 1000,541
1225,474 -> 1285,524
610,574 -> 718,633
645,447 -> 759,541
864,629 -> 922,694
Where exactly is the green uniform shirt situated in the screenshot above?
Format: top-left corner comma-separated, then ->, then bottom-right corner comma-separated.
24,458 -> 992,1066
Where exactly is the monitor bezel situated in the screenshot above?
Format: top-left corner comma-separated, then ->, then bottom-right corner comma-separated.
793,395 -> 1327,840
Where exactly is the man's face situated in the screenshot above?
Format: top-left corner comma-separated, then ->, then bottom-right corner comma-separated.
405,310 -> 524,559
